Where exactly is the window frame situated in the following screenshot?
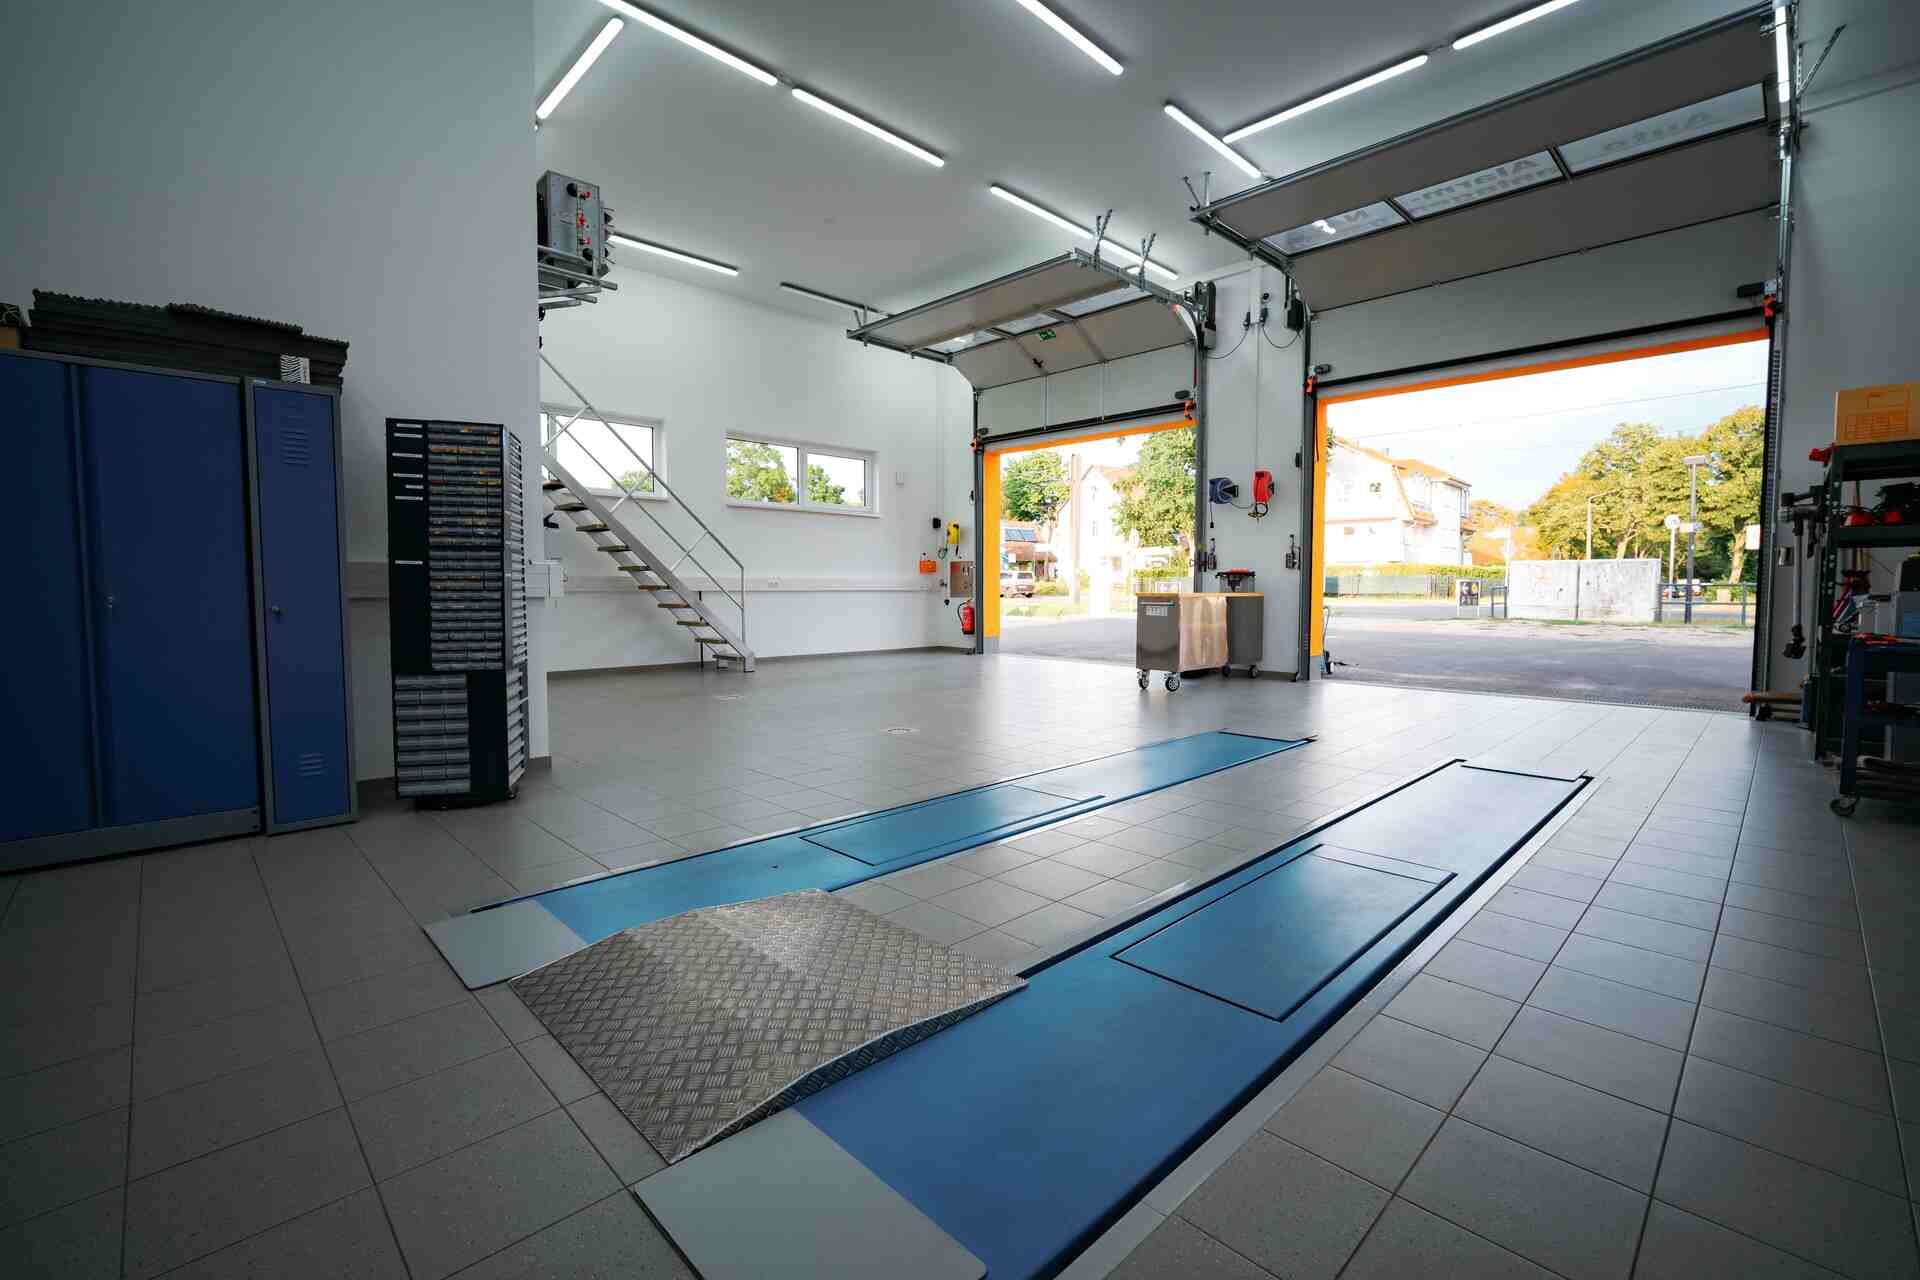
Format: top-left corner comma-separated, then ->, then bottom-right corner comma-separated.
723,432 -> 879,517
540,402 -> 667,502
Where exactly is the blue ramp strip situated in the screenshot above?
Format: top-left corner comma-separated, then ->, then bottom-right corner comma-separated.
500,731 -> 1304,964
804,786 -> 1098,867
797,761 -> 1585,1279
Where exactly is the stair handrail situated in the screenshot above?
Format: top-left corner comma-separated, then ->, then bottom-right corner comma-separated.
538,351 -> 747,650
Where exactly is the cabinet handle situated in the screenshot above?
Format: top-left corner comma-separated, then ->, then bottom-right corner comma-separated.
270,606 -> 284,617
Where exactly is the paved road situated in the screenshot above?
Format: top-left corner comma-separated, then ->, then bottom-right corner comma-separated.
999,610 -> 1755,711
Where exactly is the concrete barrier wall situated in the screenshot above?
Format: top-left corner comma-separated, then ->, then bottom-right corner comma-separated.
1509,559 -> 1658,622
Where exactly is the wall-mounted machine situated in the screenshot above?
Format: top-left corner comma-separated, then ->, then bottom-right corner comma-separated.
537,170 -> 617,317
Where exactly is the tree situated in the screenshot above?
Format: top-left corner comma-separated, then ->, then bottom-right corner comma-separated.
1113,427 -> 1196,549
805,463 -> 846,505
725,440 -> 795,503
1696,406 -> 1765,581
1002,451 -> 1069,525
1468,498 -> 1516,532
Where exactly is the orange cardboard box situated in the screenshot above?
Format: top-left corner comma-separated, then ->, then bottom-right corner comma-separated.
1836,382 -> 1920,445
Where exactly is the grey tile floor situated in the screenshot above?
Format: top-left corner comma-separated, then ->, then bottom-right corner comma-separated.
2,650 -> 1917,1278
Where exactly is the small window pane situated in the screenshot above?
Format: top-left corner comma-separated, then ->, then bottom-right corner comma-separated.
1558,85 -> 1765,173
807,451 -> 867,508
547,410 -> 655,494
727,438 -> 799,503
1264,202 -> 1403,256
1395,151 -> 1560,217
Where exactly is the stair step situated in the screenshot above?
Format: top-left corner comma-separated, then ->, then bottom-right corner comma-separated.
655,600 -> 691,609
541,480 -> 567,492
633,584 -> 671,591
574,522 -> 610,533
552,502 -> 589,512
675,620 -> 719,629
593,544 -> 633,554
617,564 -> 657,574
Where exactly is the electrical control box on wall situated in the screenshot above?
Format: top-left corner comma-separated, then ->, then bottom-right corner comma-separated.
536,171 -> 608,274
949,561 -> 975,598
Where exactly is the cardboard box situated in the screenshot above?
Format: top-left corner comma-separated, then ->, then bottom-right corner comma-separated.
1836,382 -> 1920,445
0,327 -> 19,349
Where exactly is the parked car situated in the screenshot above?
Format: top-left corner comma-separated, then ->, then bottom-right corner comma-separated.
1001,569 -> 1036,598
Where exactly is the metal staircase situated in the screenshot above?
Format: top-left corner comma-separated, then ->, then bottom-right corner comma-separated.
539,352 -> 753,672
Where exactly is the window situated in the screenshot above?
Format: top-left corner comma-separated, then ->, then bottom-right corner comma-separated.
726,436 -> 875,514
541,406 -> 660,498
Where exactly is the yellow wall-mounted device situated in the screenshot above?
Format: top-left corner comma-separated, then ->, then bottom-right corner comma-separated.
945,521 -> 962,547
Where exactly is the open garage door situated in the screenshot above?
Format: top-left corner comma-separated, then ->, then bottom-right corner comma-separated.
847,250 -> 1208,652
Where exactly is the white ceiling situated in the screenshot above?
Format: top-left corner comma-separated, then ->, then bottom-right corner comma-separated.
531,0 -> 1915,323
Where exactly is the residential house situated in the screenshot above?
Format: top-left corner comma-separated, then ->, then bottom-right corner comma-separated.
1326,441 -> 1473,566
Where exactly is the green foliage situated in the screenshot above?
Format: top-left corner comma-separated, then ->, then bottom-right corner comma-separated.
806,463 -> 846,505
615,468 -> 655,494
1113,427 -> 1196,549
1002,451 -> 1069,524
1031,580 -> 1068,596
1520,406 -> 1764,579
1467,498 -> 1515,531
726,439 -> 795,503
1326,562 -> 1508,579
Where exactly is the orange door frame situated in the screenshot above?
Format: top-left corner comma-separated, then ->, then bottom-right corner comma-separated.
979,413 -> 1195,642
1308,327 -> 1769,662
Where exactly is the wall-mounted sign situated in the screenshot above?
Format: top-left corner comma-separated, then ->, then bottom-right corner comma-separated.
1395,152 -> 1561,218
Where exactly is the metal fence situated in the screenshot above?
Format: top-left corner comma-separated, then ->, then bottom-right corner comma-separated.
1654,581 -> 1756,626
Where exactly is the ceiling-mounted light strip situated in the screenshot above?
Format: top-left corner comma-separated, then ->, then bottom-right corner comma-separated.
986,186 -> 1178,280
1012,0 -> 1124,76
1162,104 -> 1261,180
780,282 -> 886,315
1773,6 -> 1791,104
608,232 -> 738,276
593,0 -> 777,86
1452,0 -> 1583,52
537,18 -> 624,121
1224,54 -> 1429,142
791,88 -> 945,166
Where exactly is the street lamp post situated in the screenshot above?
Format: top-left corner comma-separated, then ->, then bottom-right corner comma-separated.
1585,495 -> 1595,560
1682,454 -> 1711,624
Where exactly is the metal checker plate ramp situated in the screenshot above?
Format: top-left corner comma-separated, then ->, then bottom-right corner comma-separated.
511,890 -> 1024,1162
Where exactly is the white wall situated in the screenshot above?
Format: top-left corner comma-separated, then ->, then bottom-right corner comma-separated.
1,0 -> 541,781
1768,68 -> 1920,686
535,267 -> 973,669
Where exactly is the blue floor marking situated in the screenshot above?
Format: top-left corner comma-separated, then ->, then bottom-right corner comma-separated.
796,762 -> 1585,1279
525,730 -> 1306,946
804,785 -> 1098,867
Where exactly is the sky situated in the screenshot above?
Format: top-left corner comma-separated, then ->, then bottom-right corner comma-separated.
1324,339 -> 1770,510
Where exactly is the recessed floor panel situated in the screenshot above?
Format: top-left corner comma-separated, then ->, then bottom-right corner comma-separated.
803,785 -> 1096,866
1116,849 -> 1451,1022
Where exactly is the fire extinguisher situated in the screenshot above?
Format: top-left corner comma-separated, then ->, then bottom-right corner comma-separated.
958,599 -> 976,636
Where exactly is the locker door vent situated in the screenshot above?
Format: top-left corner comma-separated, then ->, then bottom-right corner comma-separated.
280,427 -> 312,468
296,752 -> 326,777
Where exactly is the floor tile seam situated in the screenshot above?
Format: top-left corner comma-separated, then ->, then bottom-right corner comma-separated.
140,1182 -> 381,1280
1543,952 -> 1705,1005
118,853 -> 152,1278
245,848 -> 411,1280
1694,978 -> 1886,1055
1642,1191 -> 1865,1278
351,1092 -> 567,1187
1684,1038 -> 1897,1117
1840,815 -> 1920,1266
1705,943 -> 1872,993
1663,1087 -> 1915,1199
440,1188 -> 670,1280
1707,895 -> 1863,935
1165,1142 -> 1329,1279
1563,918 -> 1716,963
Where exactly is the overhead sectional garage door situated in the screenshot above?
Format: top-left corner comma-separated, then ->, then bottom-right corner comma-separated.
1190,5 -> 1784,315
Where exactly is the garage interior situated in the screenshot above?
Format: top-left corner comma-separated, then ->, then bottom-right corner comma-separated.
6,1 -> 1920,1278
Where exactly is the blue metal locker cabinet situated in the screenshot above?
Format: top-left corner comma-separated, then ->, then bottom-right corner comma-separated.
1,354 -> 96,843
250,383 -> 353,828
81,366 -> 260,827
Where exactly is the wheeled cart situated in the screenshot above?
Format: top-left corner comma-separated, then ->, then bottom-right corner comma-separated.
1136,592 -> 1262,690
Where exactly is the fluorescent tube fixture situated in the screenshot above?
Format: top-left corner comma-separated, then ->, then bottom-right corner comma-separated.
1224,54 -> 1428,142
1162,104 -> 1260,180
1452,0 -> 1583,51
607,232 -> 738,276
779,282 -> 885,315
1012,0 -> 1124,76
537,18 -> 624,121
791,88 -> 944,166
1774,6 -> 1791,104
986,186 -> 1178,280
593,0 -> 777,86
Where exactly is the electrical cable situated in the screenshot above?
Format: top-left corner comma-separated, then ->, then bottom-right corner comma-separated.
1260,320 -> 1300,352
1206,323 -> 1250,361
